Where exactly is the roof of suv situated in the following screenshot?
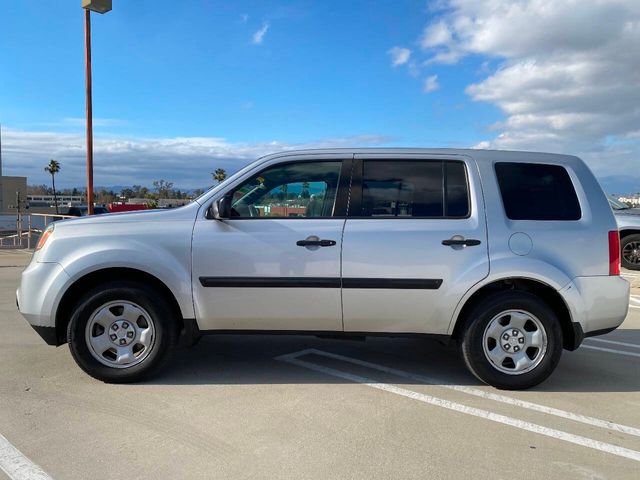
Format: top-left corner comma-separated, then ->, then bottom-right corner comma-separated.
259,148 -> 579,164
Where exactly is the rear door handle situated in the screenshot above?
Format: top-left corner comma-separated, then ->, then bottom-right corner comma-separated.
442,238 -> 481,247
296,239 -> 337,247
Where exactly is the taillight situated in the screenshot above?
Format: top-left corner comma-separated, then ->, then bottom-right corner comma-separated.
608,230 -> 620,276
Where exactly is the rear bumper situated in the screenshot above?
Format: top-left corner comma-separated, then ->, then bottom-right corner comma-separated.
567,324 -> 618,351
560,275 -> 629,341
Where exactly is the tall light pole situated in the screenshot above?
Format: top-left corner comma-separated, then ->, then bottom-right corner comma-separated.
82,0 -> 112,215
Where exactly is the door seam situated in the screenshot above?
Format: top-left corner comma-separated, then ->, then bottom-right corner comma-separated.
339,154 -> 355,331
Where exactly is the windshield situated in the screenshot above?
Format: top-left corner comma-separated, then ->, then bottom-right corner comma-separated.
608,197 -> 630,210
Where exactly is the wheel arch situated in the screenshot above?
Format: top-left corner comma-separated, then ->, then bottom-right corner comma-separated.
450,277 -> 577,350
620,228 -> 640,239
54,267 -> 184,346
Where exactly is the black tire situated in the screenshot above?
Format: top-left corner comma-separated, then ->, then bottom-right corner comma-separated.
67,281 -> 179,383
621,234 -> 640,270
459,291 -> 563,390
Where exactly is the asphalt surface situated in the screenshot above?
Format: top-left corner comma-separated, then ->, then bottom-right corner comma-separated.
0,249 -> 639,480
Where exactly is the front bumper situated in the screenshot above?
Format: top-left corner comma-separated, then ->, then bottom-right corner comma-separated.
17,261 -> 70,345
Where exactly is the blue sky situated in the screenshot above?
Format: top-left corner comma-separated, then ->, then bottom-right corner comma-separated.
1,1 -> 638,189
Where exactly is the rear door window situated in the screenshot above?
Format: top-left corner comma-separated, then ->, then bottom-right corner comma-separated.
356,160 -> 470,218
495,162 -> 581,220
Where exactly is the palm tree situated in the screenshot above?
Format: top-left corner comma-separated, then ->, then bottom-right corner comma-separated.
44,159 -> 61,214
212,168 -> 227,184
301,181 -> 310,199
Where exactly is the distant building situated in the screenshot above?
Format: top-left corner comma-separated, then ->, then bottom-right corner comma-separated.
0,176 -> 28,212
27,194 -> 85,207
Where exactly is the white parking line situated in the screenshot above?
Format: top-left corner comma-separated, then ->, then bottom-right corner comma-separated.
581,344 -> 640,358
277,349 -> 640,438
629,296 -> 640,305
277,352 -> 640,462
587,337 -> 640,349
0,433 -> 52,480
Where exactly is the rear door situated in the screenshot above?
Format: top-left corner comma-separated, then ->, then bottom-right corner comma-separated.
341,154 -> 489,334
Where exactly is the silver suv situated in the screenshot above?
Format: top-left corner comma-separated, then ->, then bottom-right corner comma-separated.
17,149 -> 630,389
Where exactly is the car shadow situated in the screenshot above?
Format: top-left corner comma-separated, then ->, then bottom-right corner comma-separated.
145,331 -> 640,393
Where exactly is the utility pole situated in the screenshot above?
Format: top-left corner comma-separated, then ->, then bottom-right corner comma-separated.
84,9 -> 94,215
0,122 -> 3,177
15,190 -> 21,246
0,123 -> 3,212
82,1 -> 112,215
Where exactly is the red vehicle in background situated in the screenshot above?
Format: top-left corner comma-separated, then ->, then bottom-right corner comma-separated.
107,203 -> 149,213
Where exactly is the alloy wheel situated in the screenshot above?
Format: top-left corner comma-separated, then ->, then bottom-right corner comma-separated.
482,309 -> 548,375
85,300 -> 156,368
622,241 -> 640,265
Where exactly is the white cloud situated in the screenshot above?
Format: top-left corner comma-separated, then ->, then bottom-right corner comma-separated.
0,127 -> 393,188
418,0 -> 640,176
419,20 -> 452,49
387,46 -> 411,66
423,74 -> 439,93
252,22 -> 270,45
37,117 -> 127,128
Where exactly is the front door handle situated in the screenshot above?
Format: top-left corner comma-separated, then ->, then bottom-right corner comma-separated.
442,238 -> 481,247
296,239 -> 336,247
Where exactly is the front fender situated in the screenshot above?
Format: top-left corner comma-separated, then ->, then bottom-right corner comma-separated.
58,243 -> 194,320
36,219 -> 194,318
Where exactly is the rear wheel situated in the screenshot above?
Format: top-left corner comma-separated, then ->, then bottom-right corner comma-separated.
459,291 -> 563,390
67,281 -> 178,383
621,234 -> 640,270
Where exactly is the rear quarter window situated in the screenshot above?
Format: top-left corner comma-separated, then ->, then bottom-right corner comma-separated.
495,162 -> 581,221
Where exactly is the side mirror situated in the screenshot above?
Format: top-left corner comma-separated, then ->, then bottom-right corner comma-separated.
207,194 -> 232,220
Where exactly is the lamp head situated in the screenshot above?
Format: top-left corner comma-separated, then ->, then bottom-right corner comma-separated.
81,0 -> 112,14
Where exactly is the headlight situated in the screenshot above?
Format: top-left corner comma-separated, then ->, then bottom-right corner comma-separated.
36,225 -> 54,251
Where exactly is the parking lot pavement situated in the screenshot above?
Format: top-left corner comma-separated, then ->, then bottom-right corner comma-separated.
0,255 -> 639,479
622,268 -> 640,288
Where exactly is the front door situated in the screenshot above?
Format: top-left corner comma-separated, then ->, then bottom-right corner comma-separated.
341,154 -> 489,334
192,155 -> 351,331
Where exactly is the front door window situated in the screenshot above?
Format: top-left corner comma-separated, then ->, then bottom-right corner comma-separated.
229,161 -> 342,218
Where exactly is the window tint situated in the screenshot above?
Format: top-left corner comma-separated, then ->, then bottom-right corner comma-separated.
229,161 -> 341,218
495,162 -> 581,221
358,160 -> 469,218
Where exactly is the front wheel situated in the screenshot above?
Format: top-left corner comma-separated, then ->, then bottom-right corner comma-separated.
459,291 -> 563,390
67,281 -> 178,383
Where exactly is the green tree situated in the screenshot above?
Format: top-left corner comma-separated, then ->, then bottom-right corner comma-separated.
44,159 -> 61,214
153,179 -> 174,199
119,187 -> 134,199
213,168 -> 227,184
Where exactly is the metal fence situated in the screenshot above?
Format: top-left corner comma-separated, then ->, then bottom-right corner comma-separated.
0,213 -> 74,249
